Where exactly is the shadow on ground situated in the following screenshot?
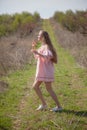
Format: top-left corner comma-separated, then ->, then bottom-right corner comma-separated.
59,109 -> 87,117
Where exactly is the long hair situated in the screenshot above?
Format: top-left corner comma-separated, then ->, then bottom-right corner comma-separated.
41,30 -> 57,64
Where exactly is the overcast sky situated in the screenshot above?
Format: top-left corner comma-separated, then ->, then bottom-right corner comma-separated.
0,0 -> 87,18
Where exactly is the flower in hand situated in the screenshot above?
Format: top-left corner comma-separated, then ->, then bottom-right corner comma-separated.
32,40 -> 37,49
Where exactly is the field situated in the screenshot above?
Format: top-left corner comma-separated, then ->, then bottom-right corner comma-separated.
0,19 -> 87,130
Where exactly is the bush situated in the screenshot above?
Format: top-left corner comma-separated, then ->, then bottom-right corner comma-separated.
0,11 -> 41,37
53,10 -> 87,33
0,24 -> 7,37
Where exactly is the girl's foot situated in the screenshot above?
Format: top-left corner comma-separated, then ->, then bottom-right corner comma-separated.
50,106 -> 62,112
36,104 -> 47,111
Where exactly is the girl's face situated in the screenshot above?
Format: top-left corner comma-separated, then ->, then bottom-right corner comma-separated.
37,31 -> 43,41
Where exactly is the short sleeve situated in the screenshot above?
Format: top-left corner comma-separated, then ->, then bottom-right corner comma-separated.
42,49 -> 53,62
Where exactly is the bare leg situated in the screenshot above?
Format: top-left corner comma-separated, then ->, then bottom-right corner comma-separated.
33,80 -> 47,106
45,82 -> 61,108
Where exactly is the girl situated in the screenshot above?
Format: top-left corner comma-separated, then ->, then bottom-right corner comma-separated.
31,30 -> 62,112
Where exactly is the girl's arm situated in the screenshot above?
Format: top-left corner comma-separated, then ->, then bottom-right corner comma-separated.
31,50 -> 45,58
32,50 -> 53,60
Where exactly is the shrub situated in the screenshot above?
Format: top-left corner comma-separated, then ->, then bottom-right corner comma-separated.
53,10 -> 87,33
0,11 -> 41,37
0,24 -> 7,37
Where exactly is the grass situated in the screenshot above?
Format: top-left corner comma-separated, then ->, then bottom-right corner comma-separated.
0,19 -> 87,130
0,64 -> 35,130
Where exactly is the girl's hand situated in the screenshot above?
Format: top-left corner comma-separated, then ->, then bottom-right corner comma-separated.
31,49 -> 38,55
32,40 -> 37,48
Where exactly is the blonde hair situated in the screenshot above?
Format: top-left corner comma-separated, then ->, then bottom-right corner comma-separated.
41,30 -> 57,64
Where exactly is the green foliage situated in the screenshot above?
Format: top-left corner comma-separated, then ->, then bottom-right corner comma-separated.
0,14 -> 12,24
53,10 -> 87,32
0,14 -> 13,36
11,14 -> 21,31
53,11 -> 65,24
22,15 -> 33,25
33,11 -> 40,21
0,24 -> 7,36
0,11 -> 41,37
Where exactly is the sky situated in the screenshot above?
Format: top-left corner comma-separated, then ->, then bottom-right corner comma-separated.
0,0 -> 87,18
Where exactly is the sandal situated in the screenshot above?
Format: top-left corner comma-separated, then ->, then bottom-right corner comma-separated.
50,106 -> 62,112
36,104 -> 47,111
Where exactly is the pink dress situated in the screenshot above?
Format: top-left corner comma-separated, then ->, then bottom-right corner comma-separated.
34,45 -> 54,82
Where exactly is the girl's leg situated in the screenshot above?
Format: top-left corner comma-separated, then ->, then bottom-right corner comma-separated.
45,82 -> 61,108
33,80 -> 47,106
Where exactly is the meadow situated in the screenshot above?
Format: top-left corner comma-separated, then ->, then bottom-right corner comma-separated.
0,19 -> 87,130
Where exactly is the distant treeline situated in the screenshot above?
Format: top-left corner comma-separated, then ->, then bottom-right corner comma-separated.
0,11 -> 40,37
53,10 -> 87,33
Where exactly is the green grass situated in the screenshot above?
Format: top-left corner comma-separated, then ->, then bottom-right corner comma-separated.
0,64 -> 35,130
0,20 -> 87,130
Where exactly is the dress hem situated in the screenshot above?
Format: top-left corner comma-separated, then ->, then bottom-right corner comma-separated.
35,77 -> 54,82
